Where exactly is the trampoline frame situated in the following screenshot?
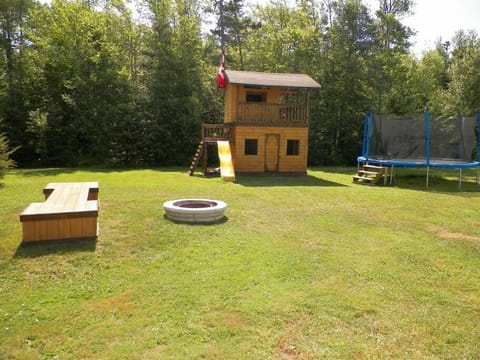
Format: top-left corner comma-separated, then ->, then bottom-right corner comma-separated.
357,109 -> 480,188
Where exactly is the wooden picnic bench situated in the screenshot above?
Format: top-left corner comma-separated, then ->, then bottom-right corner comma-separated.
19,182 -> 99,243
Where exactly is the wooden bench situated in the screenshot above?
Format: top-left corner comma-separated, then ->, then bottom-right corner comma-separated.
19,182 -> 99,243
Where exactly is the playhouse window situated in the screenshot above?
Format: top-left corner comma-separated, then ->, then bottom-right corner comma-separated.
244,139 -> 258,155
286,140 -> 300,156
246,92 -> 266,103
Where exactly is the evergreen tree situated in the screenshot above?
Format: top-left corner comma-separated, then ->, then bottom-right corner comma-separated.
0,132 -> 18,179
28,0 -> 136,165
148,0 -> 204,165
312,0 -> 374,164
370,0 -> 415,113
211,0 -> 259,70
0,0 -> 36,165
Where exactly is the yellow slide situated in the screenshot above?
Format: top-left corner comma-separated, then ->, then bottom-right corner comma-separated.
217,140 -> 236,182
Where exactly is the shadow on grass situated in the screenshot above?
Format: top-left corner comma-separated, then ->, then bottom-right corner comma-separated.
235,173 -> 346,187
11,168 -> 79,177
13,238 -> 97,259
11,167 -> 128,177
11,166 -> 188,177
189,173 -> 221,180
314,166 -> 480,195
309,166 -> 358,175
385,169 -> 480,196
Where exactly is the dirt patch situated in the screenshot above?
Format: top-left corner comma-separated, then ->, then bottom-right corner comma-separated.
276,336 -> 303,359
85,290 -> 135,316
277,336 -> 302,359
427,225 -> 480,242
225,315 -> 246,328
275,318 -> 309,359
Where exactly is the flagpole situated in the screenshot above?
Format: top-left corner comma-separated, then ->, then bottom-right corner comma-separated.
219,0 -> 225,50
217,0 -> 226,90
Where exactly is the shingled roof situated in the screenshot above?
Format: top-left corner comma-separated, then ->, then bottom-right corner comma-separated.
225,70 -> 320,89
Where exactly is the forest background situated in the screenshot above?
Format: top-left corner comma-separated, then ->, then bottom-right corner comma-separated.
1,0 -> 479,168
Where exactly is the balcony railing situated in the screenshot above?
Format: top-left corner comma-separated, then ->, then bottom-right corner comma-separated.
202,124 -> 233,141
236,103 -> 308,126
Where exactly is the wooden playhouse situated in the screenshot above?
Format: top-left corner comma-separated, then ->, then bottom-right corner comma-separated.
189,70 -> 320,177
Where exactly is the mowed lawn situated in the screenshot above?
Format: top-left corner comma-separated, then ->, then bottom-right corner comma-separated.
1,167 -> 480,359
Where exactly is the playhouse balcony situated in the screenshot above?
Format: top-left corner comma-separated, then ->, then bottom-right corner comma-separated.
236,103 -> 308,126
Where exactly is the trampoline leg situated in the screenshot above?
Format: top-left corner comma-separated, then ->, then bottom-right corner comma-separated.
459,169 -> 462,190
426,167 -> 430,189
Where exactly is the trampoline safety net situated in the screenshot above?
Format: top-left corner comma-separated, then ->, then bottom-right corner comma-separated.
366,113 -> 478,166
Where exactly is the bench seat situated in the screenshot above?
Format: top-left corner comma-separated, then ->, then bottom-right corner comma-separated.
20,182 -> 99,243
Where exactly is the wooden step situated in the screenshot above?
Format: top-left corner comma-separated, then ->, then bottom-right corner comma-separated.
353,164 -> 388,185
357,170 -> 380,176
353,175 -> 375,183
363,164 -> 385,170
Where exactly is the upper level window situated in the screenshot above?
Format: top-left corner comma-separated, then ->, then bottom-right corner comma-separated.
246,92 -> 266,103
286,139 -> 300,155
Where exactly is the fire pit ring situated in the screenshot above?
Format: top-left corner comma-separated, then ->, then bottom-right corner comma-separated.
163,199 -> 227,223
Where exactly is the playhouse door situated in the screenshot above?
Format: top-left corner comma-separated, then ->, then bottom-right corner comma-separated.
265,134 -> 280,172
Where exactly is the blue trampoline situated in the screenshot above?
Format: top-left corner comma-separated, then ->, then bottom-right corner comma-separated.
357,109 -> 480,187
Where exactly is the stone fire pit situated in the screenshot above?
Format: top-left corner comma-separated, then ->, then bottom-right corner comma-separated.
163,199 -> 227,223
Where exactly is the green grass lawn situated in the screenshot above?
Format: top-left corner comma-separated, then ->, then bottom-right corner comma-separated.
1,167 -> 480,359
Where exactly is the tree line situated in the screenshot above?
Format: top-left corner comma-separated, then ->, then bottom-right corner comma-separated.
1,0 -> 479,168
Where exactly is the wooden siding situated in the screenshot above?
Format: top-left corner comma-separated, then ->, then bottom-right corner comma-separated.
225,85 -> 282,122
238,86 -> 282,103
233,126 -> 308,173
224,84 -> 238,123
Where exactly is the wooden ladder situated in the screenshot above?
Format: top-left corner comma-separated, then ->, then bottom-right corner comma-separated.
353,164 -> 387,185
189,141 -> 205,176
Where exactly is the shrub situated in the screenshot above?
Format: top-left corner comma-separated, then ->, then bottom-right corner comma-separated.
0,133 -> 18,179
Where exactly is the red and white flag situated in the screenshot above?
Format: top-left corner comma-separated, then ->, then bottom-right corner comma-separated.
217,50 -> 225,89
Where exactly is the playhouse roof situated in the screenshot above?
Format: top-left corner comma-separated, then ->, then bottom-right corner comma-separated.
225,70 -> 321,89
